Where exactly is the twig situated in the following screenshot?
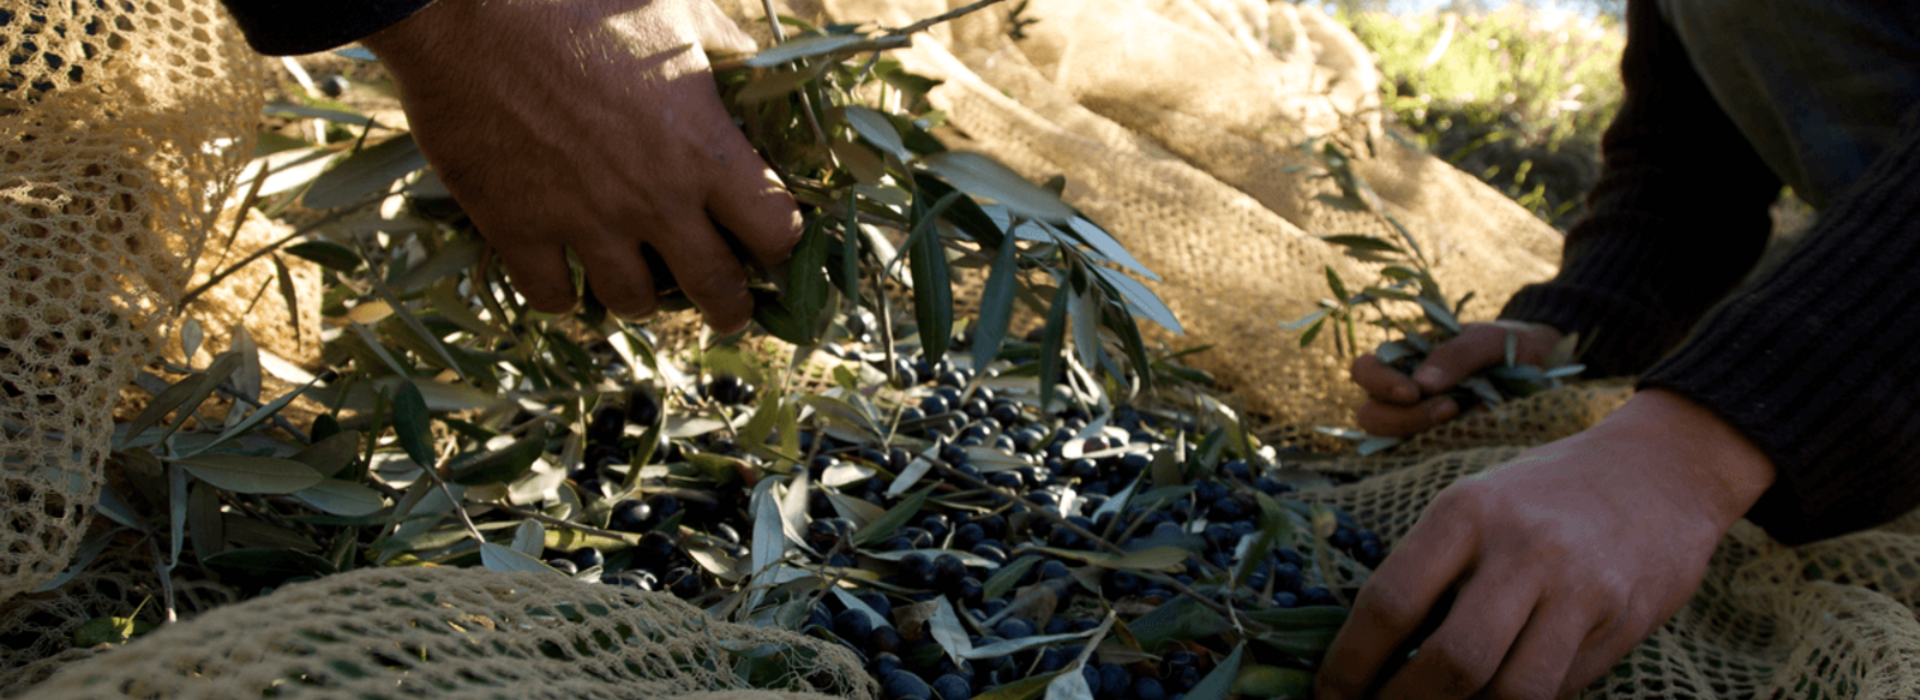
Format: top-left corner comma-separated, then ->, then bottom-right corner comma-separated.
210,166 -> 270,273
176,189 -> 396,311
871,263 -> 899,384
147,536 -> 178,624
413,448 -> 486,543
759,0 -> 788,42
157,362 -> 314,445
495,505 -> 638,543
753,0 -> 831,146
886,0 -> 1015,36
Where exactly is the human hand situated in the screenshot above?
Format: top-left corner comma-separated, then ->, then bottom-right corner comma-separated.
361,0 -> 801,333
1349,321 -> 1566,436
1313,388 -> 1775,700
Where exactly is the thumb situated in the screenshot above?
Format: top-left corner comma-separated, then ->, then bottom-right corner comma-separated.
1411,324 -> 1515,394
686,0 -> 758,56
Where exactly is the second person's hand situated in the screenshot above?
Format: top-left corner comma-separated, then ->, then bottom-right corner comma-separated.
362,0 -> 802,333
1350,321 -> 1566,436
1315,388 -> 1776,700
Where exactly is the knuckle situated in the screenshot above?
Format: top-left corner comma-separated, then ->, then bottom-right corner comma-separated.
1352,579 -> 1424,631
678,265 -> 745,301
1428,482 -> 1492,519
1414,642 -> 1496,696
1576,571 -> 1636,617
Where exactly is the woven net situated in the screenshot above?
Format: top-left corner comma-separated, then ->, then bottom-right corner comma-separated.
0,0 -> 262,608
15,566 -> 874,700
10,0 -> 1920,699
0,544 -> 237,698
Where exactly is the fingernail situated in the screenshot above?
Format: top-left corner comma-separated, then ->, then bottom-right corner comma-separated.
1430,400 -> 1458,422
1393,384 -> 1418,403
1413,365 -> 1444,389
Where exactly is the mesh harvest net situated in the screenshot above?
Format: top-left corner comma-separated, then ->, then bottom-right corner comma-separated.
6,0 -> 1920,698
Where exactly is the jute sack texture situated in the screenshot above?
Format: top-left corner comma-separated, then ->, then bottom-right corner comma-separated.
0,0 -> 261,607
9,1 -> 1920,699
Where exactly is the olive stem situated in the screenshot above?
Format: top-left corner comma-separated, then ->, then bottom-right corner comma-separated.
496,505 -> 640,544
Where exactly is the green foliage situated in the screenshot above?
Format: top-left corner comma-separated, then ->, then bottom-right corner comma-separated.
51,10 -> 1408,697
79,0 -> 1213,646
1345,5 -> 1624,228
713,19 -> 1179,398
1283,139 -> 1584,452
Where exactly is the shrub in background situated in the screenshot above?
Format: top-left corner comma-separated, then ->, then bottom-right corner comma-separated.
1344,4 -> 1624,229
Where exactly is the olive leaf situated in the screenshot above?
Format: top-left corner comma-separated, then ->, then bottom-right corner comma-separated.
303,133 -> 427,209
922,151 -> 1076,224
1182,642 -> 1244,700
173,455 -> 323,495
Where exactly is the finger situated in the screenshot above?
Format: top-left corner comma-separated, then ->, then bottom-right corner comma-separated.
704,139 -> 803,271
1482,605 -> 1588,700
577,236 -> 660,319
1557,616 -> 1648,699
489,237 -> 576,314
1315,517 -> 1479,700
1413,324 -> 1521,394
1352,354 -> 1421,404
654,213 -> 755,333
1355,395 -> 1460,437
1378,573 -> 1541,700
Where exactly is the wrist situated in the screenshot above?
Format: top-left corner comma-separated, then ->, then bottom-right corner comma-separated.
360,0 -> 477,68
1597,388 -> 1776,527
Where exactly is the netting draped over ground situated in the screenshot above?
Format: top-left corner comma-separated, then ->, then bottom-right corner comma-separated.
11,0 -> 1920,698
0,0 -> 262,607
15,567 -> 874,700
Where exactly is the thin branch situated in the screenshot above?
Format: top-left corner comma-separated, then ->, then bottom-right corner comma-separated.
414,449 -> 486,543
886,0 -> 1013,36
211,166 -> 270,273
759,0 -> 788,42
177,190 -> 395,311
495,505 -> 639,543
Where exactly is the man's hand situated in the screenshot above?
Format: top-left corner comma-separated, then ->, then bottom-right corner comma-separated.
1313,389 -> 1775,700
361,0 -> 801,333
1350,321 -> 1566,436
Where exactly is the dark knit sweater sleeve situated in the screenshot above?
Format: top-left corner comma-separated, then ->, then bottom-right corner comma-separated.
1496,0 -> 1781,377
1640,101 -> 1920,544
219,0 -> 436,55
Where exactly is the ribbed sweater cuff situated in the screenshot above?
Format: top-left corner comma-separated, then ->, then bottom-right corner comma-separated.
1499,205 -> 1772,378
221,0 -> 436,55
1640,107 -> 1920,545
